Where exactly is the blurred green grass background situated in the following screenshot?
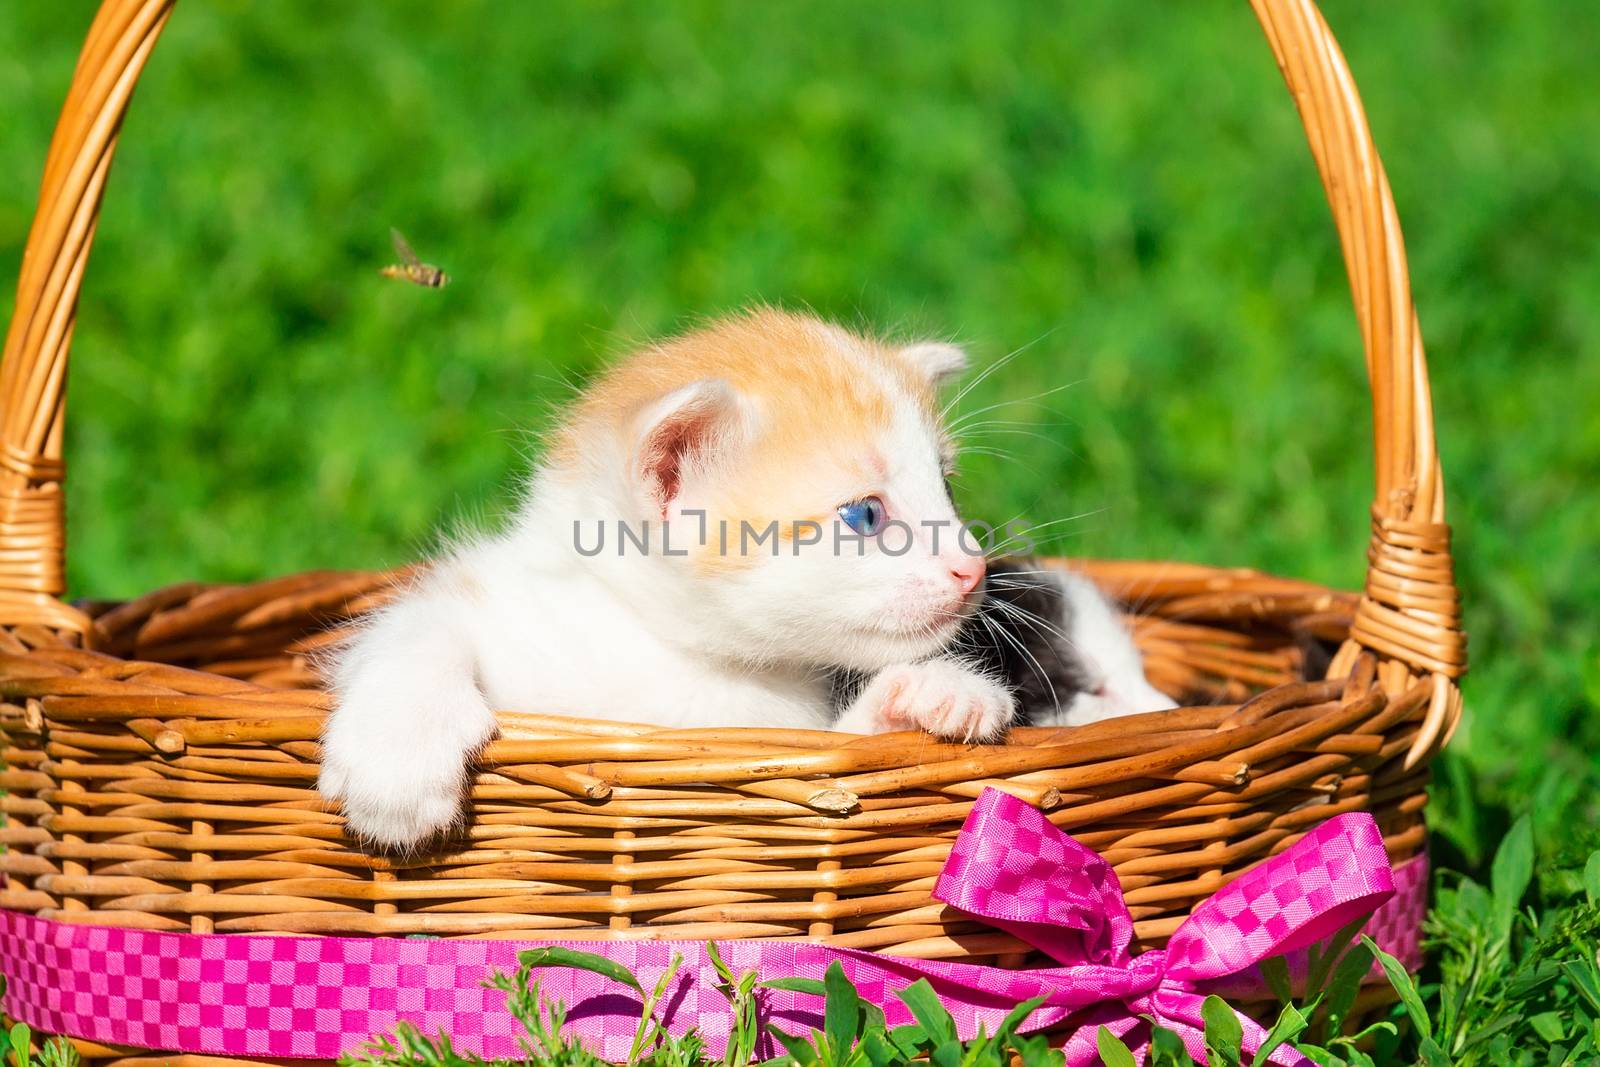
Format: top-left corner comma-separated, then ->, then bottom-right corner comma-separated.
2,2 -> 1596,852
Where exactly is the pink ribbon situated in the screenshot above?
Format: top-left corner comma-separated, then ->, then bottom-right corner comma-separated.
0,789 -> 1422,1063
934,791 -> 1401,1064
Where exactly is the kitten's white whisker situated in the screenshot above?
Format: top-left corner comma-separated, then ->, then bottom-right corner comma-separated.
975,607 -> 1061,713
987,508 -> 1109,558
954,425 -> 1065,450
939,329 -> 1064,420
955,445 -> 1019,464
946,380 -> 1085,432
986,594 -> 1073,647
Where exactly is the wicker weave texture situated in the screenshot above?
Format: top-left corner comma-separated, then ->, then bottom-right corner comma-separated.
0,561 -> 1427,945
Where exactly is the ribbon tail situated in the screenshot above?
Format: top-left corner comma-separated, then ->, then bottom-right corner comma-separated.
1162,812 -> 1397,983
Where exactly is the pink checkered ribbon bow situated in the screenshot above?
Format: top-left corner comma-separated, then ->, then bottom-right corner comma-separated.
0,788 -> 1414,1063
934,790 -> 1399,1064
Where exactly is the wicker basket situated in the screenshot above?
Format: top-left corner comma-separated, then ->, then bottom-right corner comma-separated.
0,0 -> 1465,1063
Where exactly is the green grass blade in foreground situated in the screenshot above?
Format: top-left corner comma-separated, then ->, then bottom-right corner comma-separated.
1489,817 -> 1534,947
1094,1027 -> 1137,1067
1199,995 -> 1242,1067
518,946 -> 644,994
1362,935 -> 1433,1045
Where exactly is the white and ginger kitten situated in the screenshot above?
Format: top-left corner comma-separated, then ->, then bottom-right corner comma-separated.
321,309 -> 1019,851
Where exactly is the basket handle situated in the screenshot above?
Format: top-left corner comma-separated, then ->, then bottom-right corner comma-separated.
1246,0 -> 1464,765
0,0 -> 1463,757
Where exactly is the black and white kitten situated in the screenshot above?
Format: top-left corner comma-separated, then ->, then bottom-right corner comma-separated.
832,558 -> 1176,729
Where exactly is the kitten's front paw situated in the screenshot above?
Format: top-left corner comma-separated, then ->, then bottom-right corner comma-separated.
318,693 -> 496,855
839,660 -> 1014,743
320,753 -> 464,854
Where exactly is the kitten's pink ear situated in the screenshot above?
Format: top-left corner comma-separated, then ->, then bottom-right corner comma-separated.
901,341 -> 969,387
634,379 -> 745,516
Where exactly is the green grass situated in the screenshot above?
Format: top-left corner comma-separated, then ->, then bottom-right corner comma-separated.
2,0 -> 1597,1016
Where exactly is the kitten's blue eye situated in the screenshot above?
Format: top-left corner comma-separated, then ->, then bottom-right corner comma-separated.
837,496 -> 887,536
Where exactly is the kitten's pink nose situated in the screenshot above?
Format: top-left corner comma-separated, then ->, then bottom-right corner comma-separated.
948,554 -> 985,596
